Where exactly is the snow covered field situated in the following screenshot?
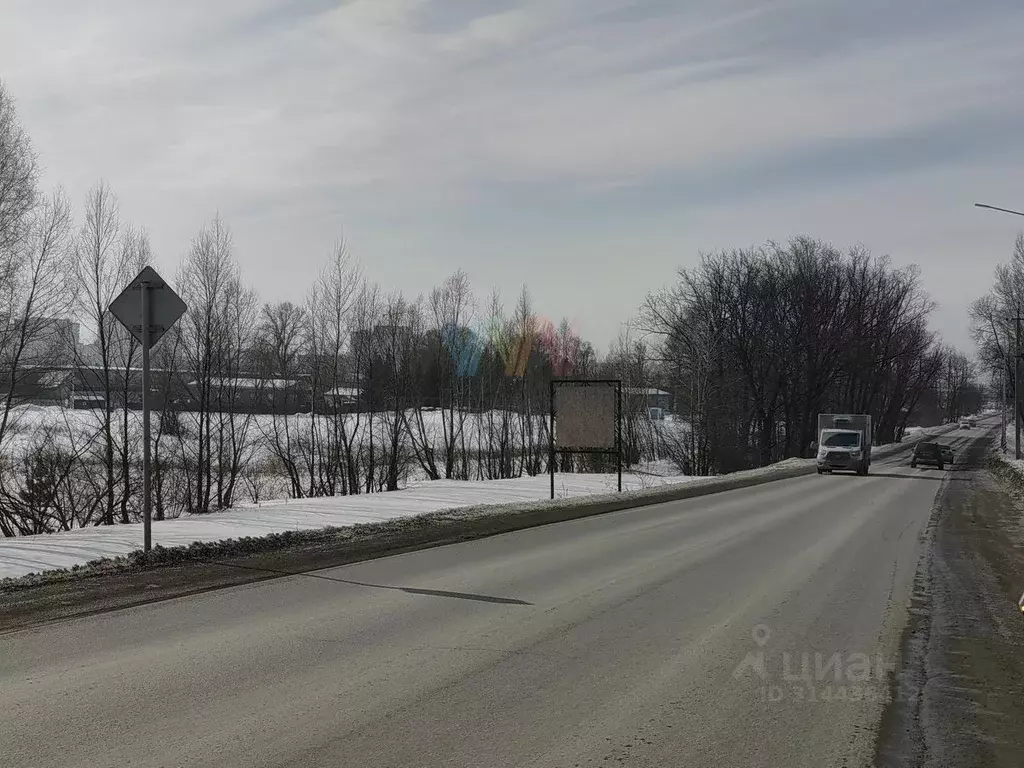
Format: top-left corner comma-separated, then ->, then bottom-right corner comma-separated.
0,468 -> 697,581
0,413 -> 957,582
0,404 -> 687,462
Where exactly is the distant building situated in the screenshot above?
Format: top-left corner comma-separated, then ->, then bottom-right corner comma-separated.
323,385 -> 363,412
625,387 -> 671,412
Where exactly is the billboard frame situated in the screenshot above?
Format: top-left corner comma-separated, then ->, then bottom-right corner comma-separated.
549,378 -> 622,499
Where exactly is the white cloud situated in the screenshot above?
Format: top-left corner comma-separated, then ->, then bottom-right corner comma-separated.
0,0 -> 1021,350
5,0 -> 1020,196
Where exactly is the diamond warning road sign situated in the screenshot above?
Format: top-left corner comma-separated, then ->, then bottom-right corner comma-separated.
108,266 -> 187,349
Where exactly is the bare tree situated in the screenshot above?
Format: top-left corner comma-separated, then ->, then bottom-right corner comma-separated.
375,291 -> 419,492
305,242 -> 364,496
73,182 -> 134,525
260,302 -> 307,380
0,80 -> 47,458
0,190 -> 74,454
600,331 -> 658,469
0,189 -> 77,539
475,291 -> 518,480
938,347 -> 976,421
509,287 -> 547,476
177,215 -> 253,513
111,226 -> 150,523
354,282 -> 382,493
151,325 -> 185,520
0,412 -> 104,536
0,81 -> 37,257
257,300 -> 309,497
970,232 -> 1024,419
406,271 -> 476,481
639,237 -> 944,472
212,276 -> 259,508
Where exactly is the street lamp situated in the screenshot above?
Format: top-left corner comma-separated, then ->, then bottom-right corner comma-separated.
975,202 -> 1024,217
977,204 -> 1024,454
1000,359 -> 1007,452
994,315 -> 1021,458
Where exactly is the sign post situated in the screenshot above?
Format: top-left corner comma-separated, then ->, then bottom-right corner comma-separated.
141,281 -> 152,551
108,266 -> 187,552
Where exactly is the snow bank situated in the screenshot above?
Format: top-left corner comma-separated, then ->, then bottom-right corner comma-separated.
0,419 -> 962,583
0,470 -> 700,581
990,419 -> 1024,477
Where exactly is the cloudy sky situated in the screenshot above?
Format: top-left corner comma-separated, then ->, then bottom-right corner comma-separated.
2,0 -> 1022,352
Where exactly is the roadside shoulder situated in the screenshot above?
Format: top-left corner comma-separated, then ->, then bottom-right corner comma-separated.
0,423 -> 960,633
876,431 -> 1024,766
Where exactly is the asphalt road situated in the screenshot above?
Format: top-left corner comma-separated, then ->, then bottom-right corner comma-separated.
0,426 -> 991,768
877,422 -> 1024,767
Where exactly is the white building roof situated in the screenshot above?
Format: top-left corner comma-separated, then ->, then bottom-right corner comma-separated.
325,386 -> 362,398
186,377 -> 299,390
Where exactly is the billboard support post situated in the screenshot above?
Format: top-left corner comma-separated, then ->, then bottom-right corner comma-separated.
549,378 -> 556,500
616,381 -> 622,493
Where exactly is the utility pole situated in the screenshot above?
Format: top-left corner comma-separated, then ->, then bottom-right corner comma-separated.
1016,309 -> 1021,460
1001,357 -> 1007,452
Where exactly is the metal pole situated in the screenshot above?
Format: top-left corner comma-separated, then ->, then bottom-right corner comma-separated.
1016,311 -> 1021,460
975,202 -> 1024,217
308,374 -> 315,460
616,381 -> 622,493
1002,356 -> 1007,452
549,379 -> 555,500
141,283 -> 153,553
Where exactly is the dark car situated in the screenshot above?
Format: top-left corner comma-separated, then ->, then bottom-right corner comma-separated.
910,441 -> 945,470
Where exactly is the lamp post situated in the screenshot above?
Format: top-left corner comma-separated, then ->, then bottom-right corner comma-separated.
1001,357 -> 1007,452
975,202 -> 1024,218
1016,312 -> 1020,460
995,315 -> 1019,457
977,203 -> 1024,454
993,315 -> 1020,457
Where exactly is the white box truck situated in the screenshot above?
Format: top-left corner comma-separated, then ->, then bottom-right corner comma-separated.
815,414 -> 872,475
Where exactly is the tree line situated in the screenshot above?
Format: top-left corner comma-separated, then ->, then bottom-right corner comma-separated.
638,238 -> 980,474
970,232 -> 1024,428
0,79 -> 980,536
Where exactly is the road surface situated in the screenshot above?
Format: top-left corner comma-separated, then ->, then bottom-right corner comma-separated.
877,422 -> 1024,767
0,427 -> 989,767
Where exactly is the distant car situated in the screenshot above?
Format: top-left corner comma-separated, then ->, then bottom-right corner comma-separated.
940,444 -> 954,465
968,417 -> 976,427
911,441 -> 946,470
959,418 -> 970,429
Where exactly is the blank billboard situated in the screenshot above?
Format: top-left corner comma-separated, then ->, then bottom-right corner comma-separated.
555,383 -> 616,450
